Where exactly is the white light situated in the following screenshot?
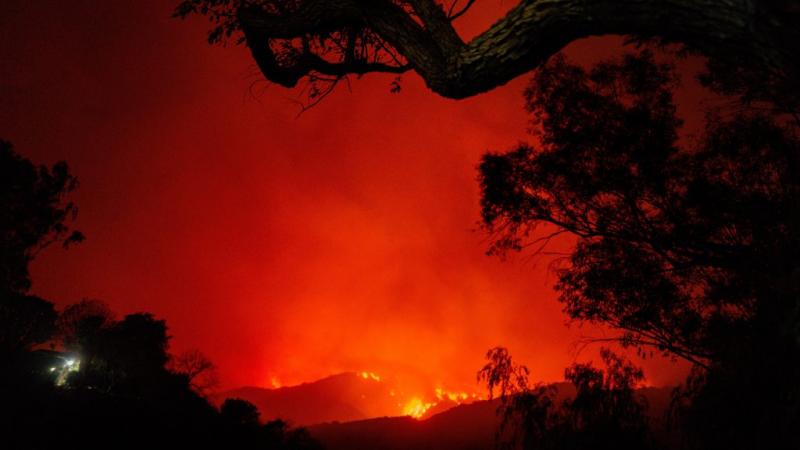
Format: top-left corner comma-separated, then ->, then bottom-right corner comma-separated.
65,359 -> 75,366
49,367 -> 56,372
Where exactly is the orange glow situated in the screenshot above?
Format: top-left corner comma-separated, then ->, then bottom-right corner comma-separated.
270,376 -> 281,389
396,383 -> 485,418
361,371 -> 381,381
435,387 -> 479,402
403,397 -> 434,419
8,0 -> 691,397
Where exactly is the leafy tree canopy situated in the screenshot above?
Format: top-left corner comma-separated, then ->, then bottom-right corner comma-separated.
0,140 -> 83,294
0,140 -> 82,357
479,49 -> 800,448
479,50 -> 800,368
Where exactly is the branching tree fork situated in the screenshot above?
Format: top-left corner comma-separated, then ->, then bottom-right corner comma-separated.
178,0 -> 798,101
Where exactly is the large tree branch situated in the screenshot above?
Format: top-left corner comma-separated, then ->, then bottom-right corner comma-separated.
236,1 -> 359,38
240,18 -> 410,88
235,0 -> 798,99
447,0 -> 795,98
407,0 -> 464,52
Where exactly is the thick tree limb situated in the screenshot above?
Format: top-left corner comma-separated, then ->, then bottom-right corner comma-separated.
235,0 -> 798,99
240,16 -> 410,88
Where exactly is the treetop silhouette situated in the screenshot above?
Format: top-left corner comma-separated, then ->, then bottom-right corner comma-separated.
479,347 -> 651,450
0,140 -> 83,295
477,48 -> 799,449
479,50 -> 799,368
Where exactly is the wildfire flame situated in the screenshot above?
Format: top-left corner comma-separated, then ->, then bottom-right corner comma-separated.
402,397 -> 434,419
356,375 -> 484,419
435,387 -> 475,402
270,376 -> 282,388
401,388 -> 483,419
266,370 -> 483,420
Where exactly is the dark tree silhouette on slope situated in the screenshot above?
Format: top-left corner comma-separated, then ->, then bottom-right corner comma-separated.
0,140 -> 82,356
479,347 -> 650,450
169,348 -> 219,395
0,140 -> 83,294
479,51 -> 800,449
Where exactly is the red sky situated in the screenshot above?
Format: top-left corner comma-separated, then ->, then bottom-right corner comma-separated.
1,1 -> 689,395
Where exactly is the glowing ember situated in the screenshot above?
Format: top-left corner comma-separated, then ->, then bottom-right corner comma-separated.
360,371 -> 381,381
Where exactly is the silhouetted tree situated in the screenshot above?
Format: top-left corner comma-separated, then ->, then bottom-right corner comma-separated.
62,311 -> 172,395
479,51 -> 799,448
177,1 -> 798,103
277,425 -> 324,450
481,50 -> 798,364
222,398 -> 262,427
555,349 -> 650,450
0,140 -> 83,294
0,140 -> 82,360
262,419 -> 324,450
478,347 -> 554,450
0,293 -> 57,356
57,298 -> 115,349
169,348 -> 219,395
98,313 -> 170,392
109,313 -> 171,371
217,400 -> 322,450
480,347 -> 651,450
478,347 -> 532,399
